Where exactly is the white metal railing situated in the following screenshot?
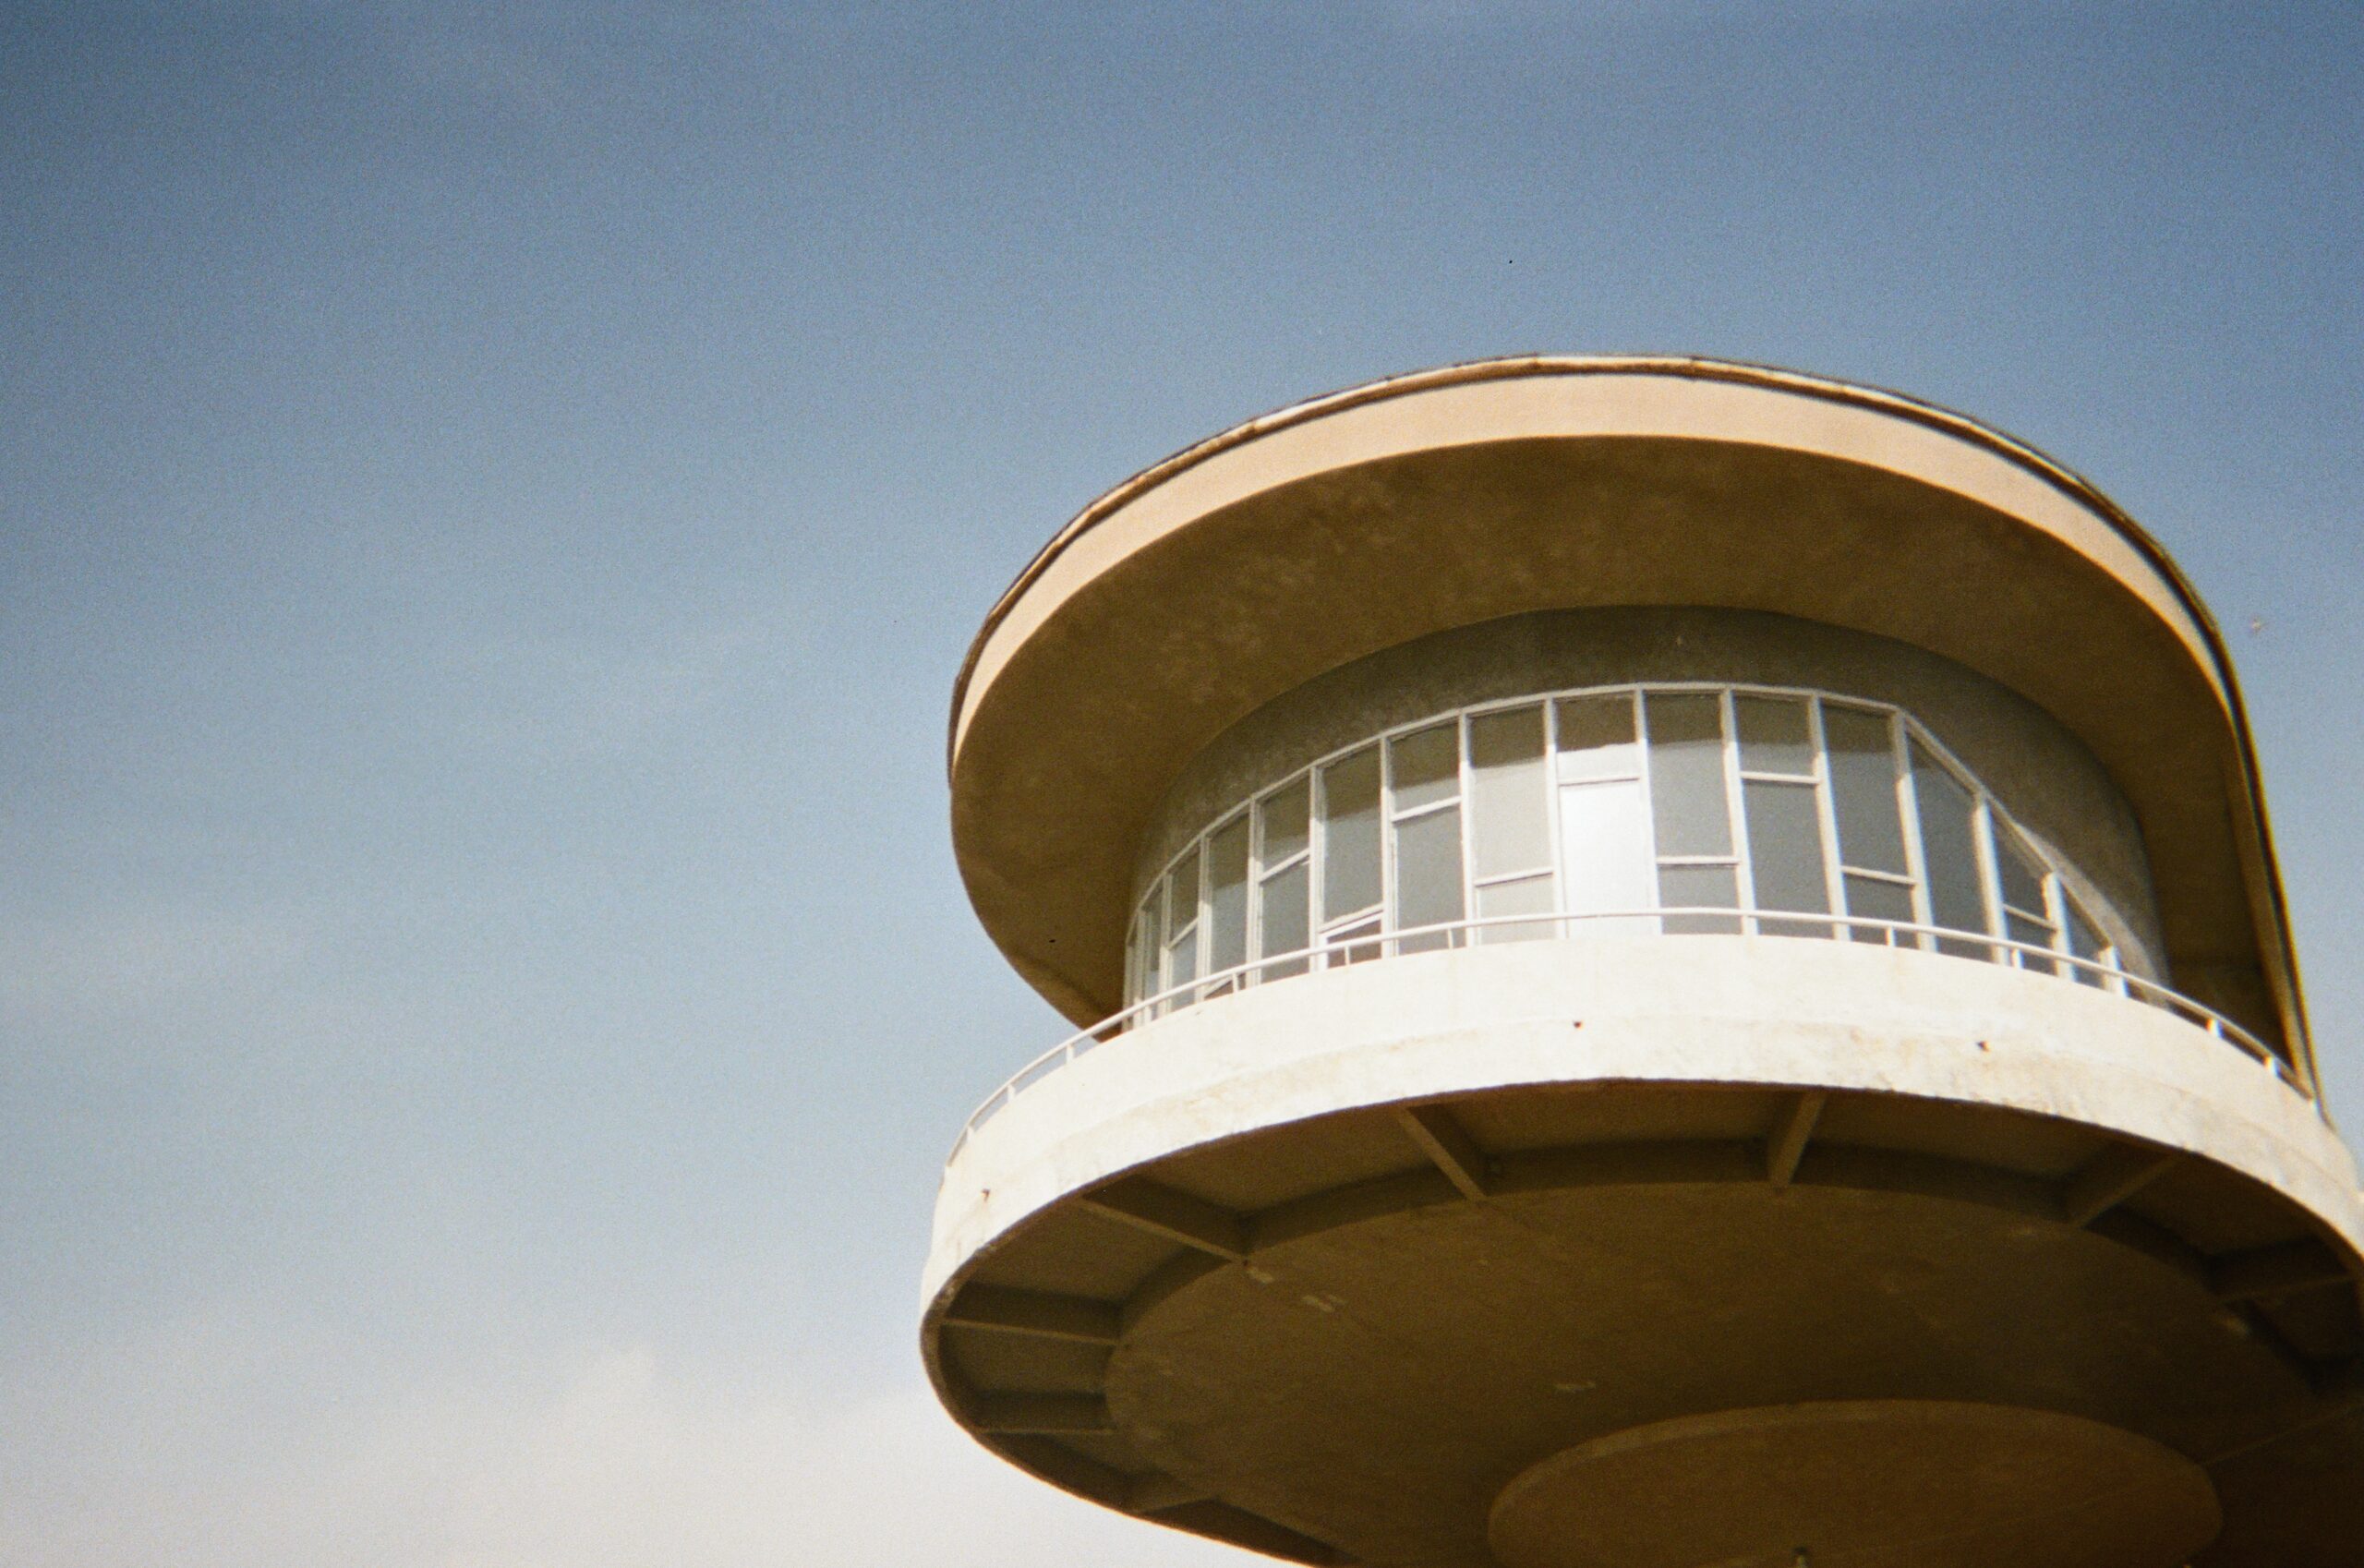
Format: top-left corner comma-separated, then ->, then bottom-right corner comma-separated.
946,910 -> 2309,1164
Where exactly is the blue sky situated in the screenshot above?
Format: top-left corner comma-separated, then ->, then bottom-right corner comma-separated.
3,4 -> 2358,1562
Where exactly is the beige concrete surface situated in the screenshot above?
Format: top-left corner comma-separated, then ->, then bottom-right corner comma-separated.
946,357 -> 2310,1090
923,940 -> 2364,1566
1486,1400 -> 2220,1568
931,359 -> 2354,1565
929,938 -> 2356,1299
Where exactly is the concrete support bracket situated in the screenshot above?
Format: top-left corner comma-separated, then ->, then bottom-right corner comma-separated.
2061,1144 -> 2181,1228
1081,1178 -> 1250,1260
1768,1092 -> 1828,1189
1396,1103 -> 1492,1200
944,1284 -> 1122,1343
971,1392 -> 1114,1434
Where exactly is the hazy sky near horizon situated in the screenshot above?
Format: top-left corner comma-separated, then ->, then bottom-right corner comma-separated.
3,5 -> 2360,1564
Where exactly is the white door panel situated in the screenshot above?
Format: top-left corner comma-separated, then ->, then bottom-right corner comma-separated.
1559,778 -> 1655,936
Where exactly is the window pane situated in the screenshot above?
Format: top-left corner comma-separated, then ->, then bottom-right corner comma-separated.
1166,846 -> 1200,934
1328,914 -> 1382,966
1659,862 -> 1742,935
1470,706 -> 1550,877
1394,803 -> 1465,952
1164,917 -> 1199,1000
1390,722 -> 1460,814
2064,894 -> 2109,987
1126,909 -> 1147,1003
2006,911 -> 2058,974
1842,874 -> 1915,944
1260,777 -> 1311,865
1911,743 -> 1989,956
1996,826 -> 2048,917
1257,862 -> 1310,980
1205,816 -> 1250,975
1559,778 -> 1654,931
1321,747 -> 1382,919
1744,778 -> 1831,937
1825,706 -> 1908,875
1138,888 -> 1164,996
1163,855 -> 1200,1008
1646,693 -> 1733,857
1557,693 -> 1638,780
1478,874 -> 1556,944
1735,695 -> 1815,777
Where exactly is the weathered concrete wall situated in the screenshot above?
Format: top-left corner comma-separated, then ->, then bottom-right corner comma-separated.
927,935 -> 2358,1308
1137,608 -> 2167,980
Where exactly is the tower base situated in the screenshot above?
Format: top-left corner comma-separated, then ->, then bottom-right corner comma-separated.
1488,1400 -> 2219,1568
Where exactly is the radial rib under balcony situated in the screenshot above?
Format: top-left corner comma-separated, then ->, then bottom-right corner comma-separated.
923,935 -> 2364,1568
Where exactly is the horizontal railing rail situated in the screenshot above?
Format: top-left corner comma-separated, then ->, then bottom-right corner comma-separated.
947,909 -> 2307,1164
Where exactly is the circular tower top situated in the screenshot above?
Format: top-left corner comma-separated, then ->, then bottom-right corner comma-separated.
948,355 -> 2309,1080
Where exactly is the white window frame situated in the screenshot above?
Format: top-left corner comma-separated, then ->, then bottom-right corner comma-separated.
1126,681 -> 2141,1008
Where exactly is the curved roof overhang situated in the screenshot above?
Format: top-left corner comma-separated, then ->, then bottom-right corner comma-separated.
947,356 -> 2311,1089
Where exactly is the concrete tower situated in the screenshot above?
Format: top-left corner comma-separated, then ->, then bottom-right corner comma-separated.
921,357 -> 2364,1567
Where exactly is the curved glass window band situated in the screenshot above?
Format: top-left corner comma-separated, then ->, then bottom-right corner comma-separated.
1130,683 -> 2132,1012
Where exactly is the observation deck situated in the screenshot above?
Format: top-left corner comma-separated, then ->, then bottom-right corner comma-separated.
925,357 -> 2364,1566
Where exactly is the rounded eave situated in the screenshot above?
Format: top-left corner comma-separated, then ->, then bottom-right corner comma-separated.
947,356 -> 2310,1079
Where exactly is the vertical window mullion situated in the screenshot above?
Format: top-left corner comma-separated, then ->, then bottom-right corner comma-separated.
1160,888 -> 1175,996
1971,794 -> 2007,962
1378,750 -> 1396,954
1310,773 -> 1327,940
1893,715 -> 1936,942
1144,880 -> 1167,1004
1163,855 -> 1200,1008
1196,850 -> 1209,972
1246,800 -> 1263,980
1139,900 -> 1152,1002
1446,718 -> 1465,950
1634,689 -> 1662,928
1720,689 -> 1758,935
1152,898 -> 1166,996
1806,697 -> 1848,934
1542,694 -> 1566,935
1135,907 -> 1151,1006
1123,912 -> 1135,1007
